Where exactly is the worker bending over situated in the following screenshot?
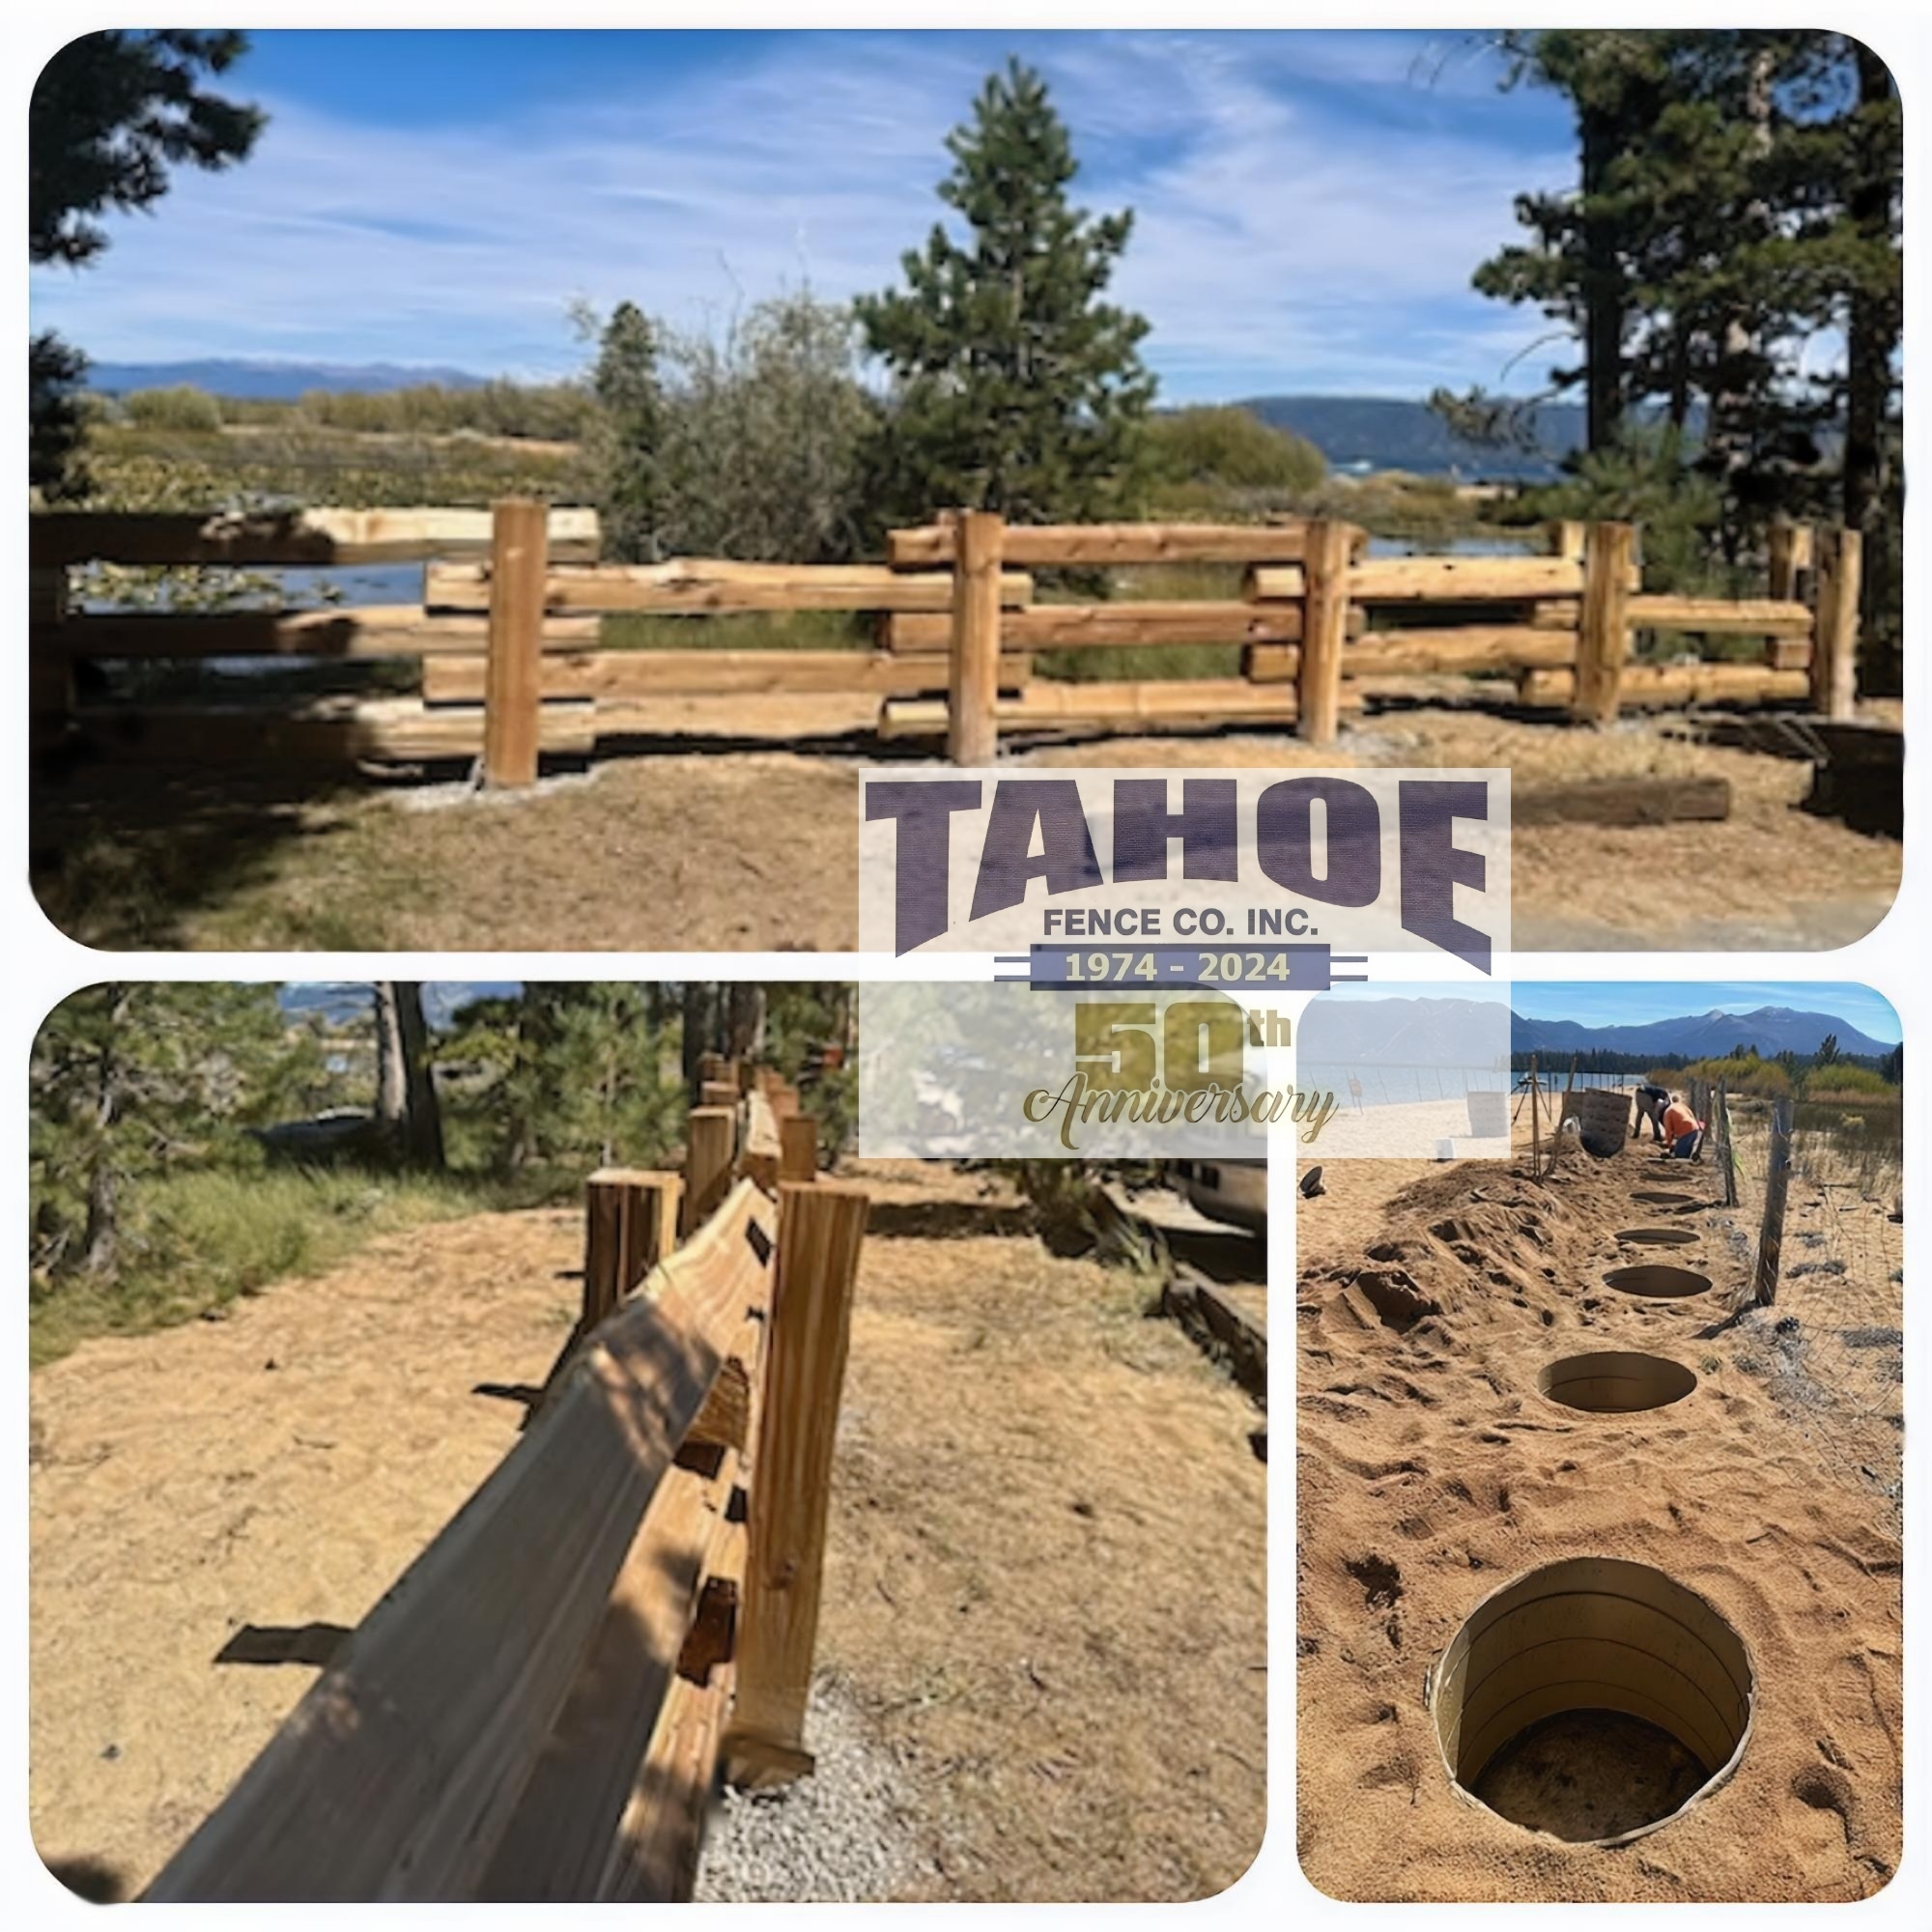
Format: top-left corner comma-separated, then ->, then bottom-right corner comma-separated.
1661,1094 -> 1704,1159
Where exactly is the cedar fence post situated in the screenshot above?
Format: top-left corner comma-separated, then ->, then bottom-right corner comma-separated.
683,1107 -> 738,1237
1548,519 -> 1586,563
1528,1054 -> 1541,1177
484,497 -> 548,787
727,1180 -> 870,1787
582,1169 -> 682,1331
1768,521 -> 1813,603
1813,526 -> 1861,720
780,1116 -> 819,1183
1716,1081 -> 1738,1208
1296,518 -> 1353,746
1573,521 -> 1634,724
1752,1098 -> 1794,1306
949,508 -> 1003,765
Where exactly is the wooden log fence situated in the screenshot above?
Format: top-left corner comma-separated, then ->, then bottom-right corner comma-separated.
29,501 -> 1863,780
144,1068 -> 855,1901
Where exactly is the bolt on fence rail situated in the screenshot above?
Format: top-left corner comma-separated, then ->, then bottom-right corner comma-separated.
144,1071 -> 862,1902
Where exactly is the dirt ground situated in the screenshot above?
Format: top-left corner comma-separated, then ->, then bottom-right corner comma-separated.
1295,1104 -> 1903,1903
31,701 -> 1898,951
28,1161 -> 1265,1903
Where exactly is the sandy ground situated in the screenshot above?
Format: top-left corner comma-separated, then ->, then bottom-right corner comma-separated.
28,1161 -> 1264,1903
32,703 -> 1898,951
1294,1107 -> 1903,1903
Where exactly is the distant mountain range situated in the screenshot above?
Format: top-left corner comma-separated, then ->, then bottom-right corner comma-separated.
83,358 -> 1737,480
1239,394 -> 1583,479
1510,1004 -> 1891,1063
86,357 -> 1571,476
1301,997 -> 1890,1066
87,358 -> 487,399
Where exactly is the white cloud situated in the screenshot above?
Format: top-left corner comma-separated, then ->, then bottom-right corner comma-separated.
30,31 -> 1576,397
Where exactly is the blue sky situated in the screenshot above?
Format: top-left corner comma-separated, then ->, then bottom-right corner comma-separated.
1510,981 -> 1902,1044
30,28 -> 1585,399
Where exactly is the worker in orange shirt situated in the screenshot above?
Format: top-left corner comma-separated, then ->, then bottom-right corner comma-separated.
1661,1094 -> 1704,1159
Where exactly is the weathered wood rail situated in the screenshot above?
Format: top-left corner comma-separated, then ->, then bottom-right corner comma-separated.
30,500 -> 1861,779
144,1076 -> 862,1901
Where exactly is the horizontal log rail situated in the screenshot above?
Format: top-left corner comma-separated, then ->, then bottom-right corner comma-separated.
422,647 -> 1029,703
143,1065 -> 867,1902
1626,593 -> 1813,635
426,557 -> 1033,615
1518,663 -> 1813,710
888,518 -> 1313,567
38,607 -> 600,661
30,504 -> 598,567
30,502 -> 1860,775
884,599 -> 1306,651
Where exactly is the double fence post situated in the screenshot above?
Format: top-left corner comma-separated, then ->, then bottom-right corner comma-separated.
1573,521 -> 1634,724
949,508 -> 1004,765
727,1180 -> 870,1786
582,1169 -> 682,1330
1813,526 -> 1862,721
1296,518 -> 1353,746
484,497 -> 548,786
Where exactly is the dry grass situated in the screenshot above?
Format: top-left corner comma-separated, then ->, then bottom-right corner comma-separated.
32,703 -> 1897,952
30,1163 -> 1265,1902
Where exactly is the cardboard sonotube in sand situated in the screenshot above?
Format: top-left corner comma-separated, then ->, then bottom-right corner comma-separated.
1615,1225 -> 1701,1246
1424,1557 -> 1756,1847
1537,1350 -> 1697,1413
1605,1262 -> 1713,1298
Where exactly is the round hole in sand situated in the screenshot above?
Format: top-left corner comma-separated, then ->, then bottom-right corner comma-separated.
1538,1350 -> 1697,1414
1427,1556 -> 1755,1845
1616,1226 -> 1700,1247
1605,1263 -> 1712,1299
1632,1190 -> 1701,1211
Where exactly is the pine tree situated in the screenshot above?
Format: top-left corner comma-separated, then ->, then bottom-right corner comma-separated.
29,32 -> 263,497
589,301 -> 668,562
30,983 -> 316,1279
856,59 -> 1155,526
372,981 -> 445,1169
1454,32 -> 1899,582
441,984 -> 682,1172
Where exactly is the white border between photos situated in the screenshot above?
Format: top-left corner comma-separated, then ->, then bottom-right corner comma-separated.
3,2 -> 1925,1924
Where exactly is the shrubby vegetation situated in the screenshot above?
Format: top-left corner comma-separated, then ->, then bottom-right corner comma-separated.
29,980 -> 857,1364
1641,1034 -> 1903,1104
1143,406 -> 1325,498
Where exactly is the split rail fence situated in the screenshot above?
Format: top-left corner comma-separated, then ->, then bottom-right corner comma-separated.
30,502 -> 1861,781
145,1065 -> 861,1902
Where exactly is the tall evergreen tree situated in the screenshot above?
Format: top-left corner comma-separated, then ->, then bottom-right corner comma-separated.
856,59 -> 1155,525
589,300 -> 668,562
1450,31 -> 1899,597
30,983 -> 314,1278
441,984 -> 682,1172
29,32 -> 263,496
372,981 -> 445,1170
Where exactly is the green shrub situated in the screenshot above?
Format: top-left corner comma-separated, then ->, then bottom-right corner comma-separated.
1144,406 -> 1324,494
123,384 -> 223,432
